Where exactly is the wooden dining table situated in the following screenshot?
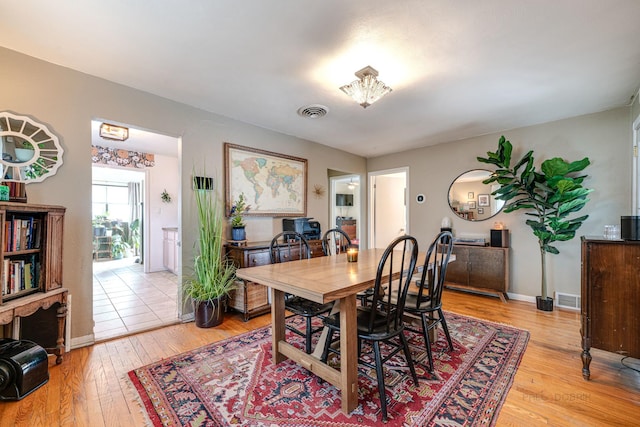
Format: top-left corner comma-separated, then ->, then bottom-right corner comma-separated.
235,248 -> 390,414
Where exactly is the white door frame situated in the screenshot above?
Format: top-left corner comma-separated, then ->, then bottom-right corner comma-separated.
142,167 -> 152,272
368,167 -> 409,249
632,112 -> 640,215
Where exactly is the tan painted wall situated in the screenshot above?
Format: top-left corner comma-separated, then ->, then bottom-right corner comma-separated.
0,47 -> 366,345
147,153 -> 180,272
368,108 -> 632,299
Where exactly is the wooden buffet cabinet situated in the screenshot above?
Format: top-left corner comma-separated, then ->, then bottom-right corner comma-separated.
336,218 -> 357,241
225,239 -> 324,321
444,244 -> 510,302
580,236 -> 640,379
0,202 -> 67,364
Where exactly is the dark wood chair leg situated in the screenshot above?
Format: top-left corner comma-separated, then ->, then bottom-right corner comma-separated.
305,316 -> 313,354
438,308 -> 454,351
372,341 -> 388,422
400,332 -> 419,385
421,314 -> 434,372
321,328 -> 334,363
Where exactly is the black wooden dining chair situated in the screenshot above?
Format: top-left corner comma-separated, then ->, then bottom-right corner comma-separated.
322,228 -> 376,306
320,235 -> 420,422
403,230 -> 454,372
321,228 -> 351,256
270,231 -> 334,354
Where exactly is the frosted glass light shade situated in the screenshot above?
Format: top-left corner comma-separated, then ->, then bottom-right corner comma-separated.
340,66 -> 392,108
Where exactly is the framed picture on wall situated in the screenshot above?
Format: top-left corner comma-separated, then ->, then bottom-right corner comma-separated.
468,192 -> 474,199
478,194 -> 490,207
469,201 -> 476,209
224,143 -> 308,217
477,207 -> 485,214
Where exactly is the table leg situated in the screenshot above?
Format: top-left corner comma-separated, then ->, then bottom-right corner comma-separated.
271,288 -> 286,364
339,294 -> 358,413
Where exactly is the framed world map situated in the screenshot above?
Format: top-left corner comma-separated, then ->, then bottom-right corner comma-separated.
224,143 -> 307,217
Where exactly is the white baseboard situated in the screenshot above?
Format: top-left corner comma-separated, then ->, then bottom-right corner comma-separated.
66,294 -> 71,352
70,334 -> 95,350
505,293 -> 536,303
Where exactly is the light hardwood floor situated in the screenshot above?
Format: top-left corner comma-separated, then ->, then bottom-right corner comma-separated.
0,290 -> 638,426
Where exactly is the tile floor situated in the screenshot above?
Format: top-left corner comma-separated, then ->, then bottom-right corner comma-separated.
93,257 -> 180,342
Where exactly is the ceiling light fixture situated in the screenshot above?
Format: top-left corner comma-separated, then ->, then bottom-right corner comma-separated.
340,65 -> 392,108
99,123 -> 129,141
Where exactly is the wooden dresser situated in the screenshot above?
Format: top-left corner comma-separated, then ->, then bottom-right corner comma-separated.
444,244 -> 509,302
336,218 -> 357,241
580,236 -> 640,379
225,239 -> 324,321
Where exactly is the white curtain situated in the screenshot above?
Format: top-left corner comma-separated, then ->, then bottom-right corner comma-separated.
128,182 -> 142,257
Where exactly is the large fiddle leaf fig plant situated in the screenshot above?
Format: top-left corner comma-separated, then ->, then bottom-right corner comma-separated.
477,136 -> 592,308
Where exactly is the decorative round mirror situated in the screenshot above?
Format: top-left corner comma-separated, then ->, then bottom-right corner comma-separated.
448,169 -> 505,221
0,111 -> 64,183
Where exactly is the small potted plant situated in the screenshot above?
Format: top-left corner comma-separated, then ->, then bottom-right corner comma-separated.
92,214 -> 108,236
230,193 -> 249,241
110,235 -> 130,259
14,141 -> 35,162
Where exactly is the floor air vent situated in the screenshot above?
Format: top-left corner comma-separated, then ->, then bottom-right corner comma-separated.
556,293 -> 581,310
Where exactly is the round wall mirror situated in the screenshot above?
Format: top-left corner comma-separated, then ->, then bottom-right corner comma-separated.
448,169 -> 505,221
0,112 -> 64,183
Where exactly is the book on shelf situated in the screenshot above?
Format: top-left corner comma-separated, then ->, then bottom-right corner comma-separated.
1,255 -> 39,296
4,215 -> 41,252
1,259 -> 7,296
1,182 -> 27,203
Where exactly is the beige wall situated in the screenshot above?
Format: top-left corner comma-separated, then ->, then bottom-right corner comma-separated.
368,107 -> 632,300
0,47 -> 366,346
147,153 -> 180,272
3,44 -> 636,343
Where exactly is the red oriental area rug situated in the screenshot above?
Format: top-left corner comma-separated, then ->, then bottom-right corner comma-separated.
128,312 -> 529,426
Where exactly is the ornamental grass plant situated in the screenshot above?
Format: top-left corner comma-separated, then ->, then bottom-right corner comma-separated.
184,173 -> 236,303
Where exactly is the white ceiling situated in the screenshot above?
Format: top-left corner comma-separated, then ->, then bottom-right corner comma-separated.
2,1 -> 640,158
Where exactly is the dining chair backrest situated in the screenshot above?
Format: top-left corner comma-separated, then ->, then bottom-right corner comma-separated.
269,231 -> 311,264
321,228 -> 352,256
365,235 -> 419,333
412,231 -> 454,310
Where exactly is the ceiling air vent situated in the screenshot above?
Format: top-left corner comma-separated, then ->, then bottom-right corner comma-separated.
297,104 -> 329,119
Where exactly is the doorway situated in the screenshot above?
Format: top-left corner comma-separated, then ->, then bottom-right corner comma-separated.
633,112 -> 640,215
91,120 -> 181,341
329,174 -> 361,244
368,168 -> 408,249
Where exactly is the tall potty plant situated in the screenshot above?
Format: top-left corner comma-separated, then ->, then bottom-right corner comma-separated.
478,136 -> 592,311
185,173 -> 236,327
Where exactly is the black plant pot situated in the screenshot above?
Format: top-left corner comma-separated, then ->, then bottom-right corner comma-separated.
193,297 -> 225,328
536,296 -> 554,312
231,226 -> 246,241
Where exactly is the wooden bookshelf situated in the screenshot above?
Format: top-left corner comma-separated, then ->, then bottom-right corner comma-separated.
0,202 -> 67,363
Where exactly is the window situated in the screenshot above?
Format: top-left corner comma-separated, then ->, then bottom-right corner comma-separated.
92,184 -> 129,221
